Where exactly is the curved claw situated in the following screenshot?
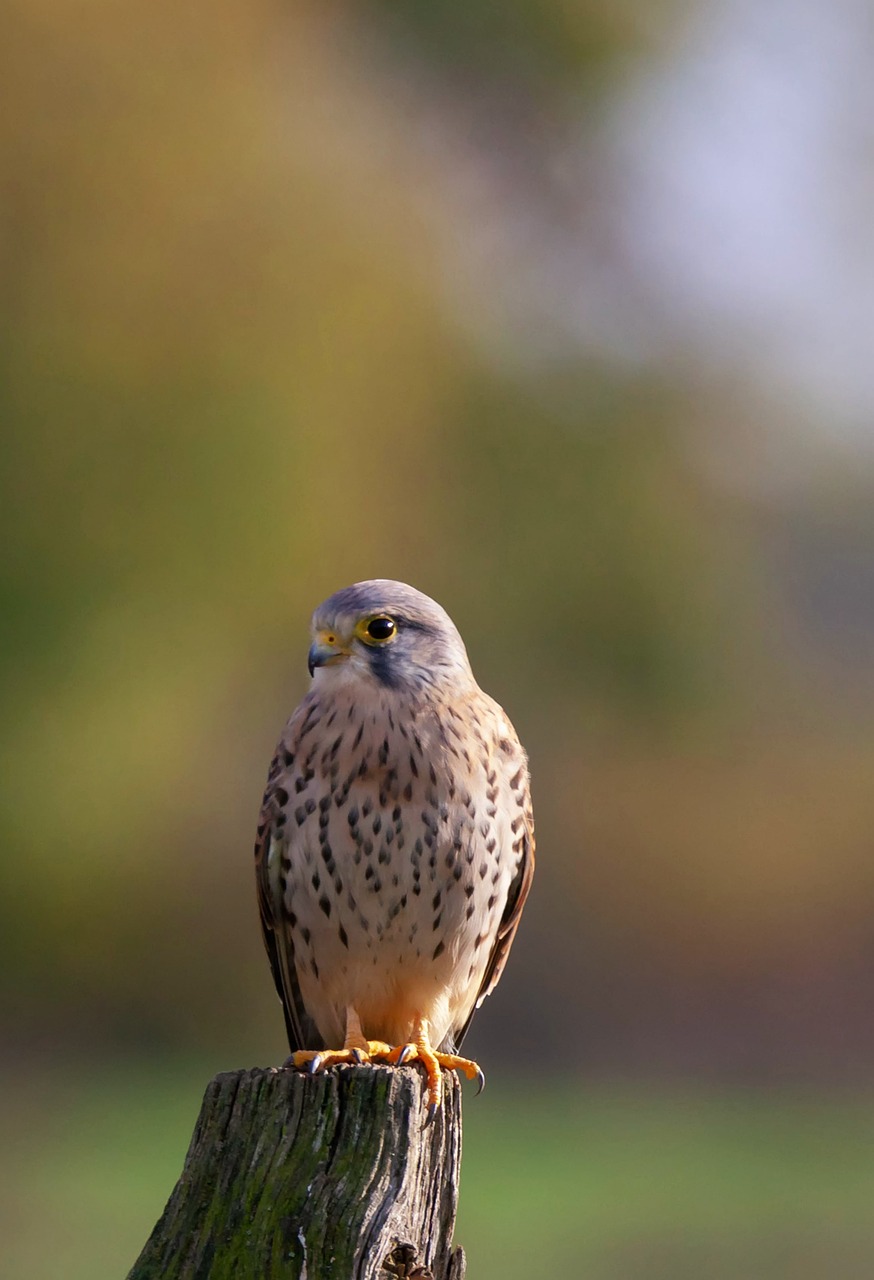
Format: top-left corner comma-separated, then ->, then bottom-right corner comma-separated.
307,1053 -> 323,1075
474,1067 -> 486,1096
396,1043 -> 415,1066
350,1047 -> 367,1064
424,1102 -> 439,1128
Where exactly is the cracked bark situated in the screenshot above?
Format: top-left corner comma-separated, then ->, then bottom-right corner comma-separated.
127,1064 -> 466,1280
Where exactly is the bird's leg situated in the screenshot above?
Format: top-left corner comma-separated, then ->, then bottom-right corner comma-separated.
340,1006 -> 397,1059
290,1006 -> 394,1072
387,1016 -> 485,1120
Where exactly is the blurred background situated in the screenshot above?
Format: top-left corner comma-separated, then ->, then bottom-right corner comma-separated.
2,0 -> 874,1276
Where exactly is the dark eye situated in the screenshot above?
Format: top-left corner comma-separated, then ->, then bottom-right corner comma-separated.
366,616 -> 396,641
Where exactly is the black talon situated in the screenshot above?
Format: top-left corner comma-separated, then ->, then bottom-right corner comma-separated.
475,1067 -> 486,1096
308,1054 -> 323,1075
351,1047 -> 366,1064
397,1044 -> 415,1066
424,1101 -> 439,1128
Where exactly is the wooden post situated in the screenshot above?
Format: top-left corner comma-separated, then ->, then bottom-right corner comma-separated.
127,1064 -> 466,1280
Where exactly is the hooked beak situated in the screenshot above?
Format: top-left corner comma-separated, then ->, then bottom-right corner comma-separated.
307,632 -> 351,677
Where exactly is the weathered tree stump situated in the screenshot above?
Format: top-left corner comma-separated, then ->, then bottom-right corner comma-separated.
127,1064 -> 466,1280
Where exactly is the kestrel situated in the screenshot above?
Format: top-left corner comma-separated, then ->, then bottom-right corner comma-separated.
254,580 -> 534,1116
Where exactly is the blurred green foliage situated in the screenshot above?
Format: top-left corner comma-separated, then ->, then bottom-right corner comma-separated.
0,0 -> 744,1049
367,0 -> 670,82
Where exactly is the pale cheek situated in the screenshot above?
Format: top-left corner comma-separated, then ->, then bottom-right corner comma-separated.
311,655 -> 373,690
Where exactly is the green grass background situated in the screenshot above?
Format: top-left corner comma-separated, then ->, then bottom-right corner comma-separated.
4,1060 -> 872,1280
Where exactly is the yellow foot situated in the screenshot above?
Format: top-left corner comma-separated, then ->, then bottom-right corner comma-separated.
287,1040 -> 394,1074
389,1023 -> 485,1123
285,1008 -> 398,1075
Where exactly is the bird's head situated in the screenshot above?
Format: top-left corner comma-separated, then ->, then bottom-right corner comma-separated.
307,580 -> 474,693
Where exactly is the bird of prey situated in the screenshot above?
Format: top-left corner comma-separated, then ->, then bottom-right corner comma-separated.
254,580 -> 534,1115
